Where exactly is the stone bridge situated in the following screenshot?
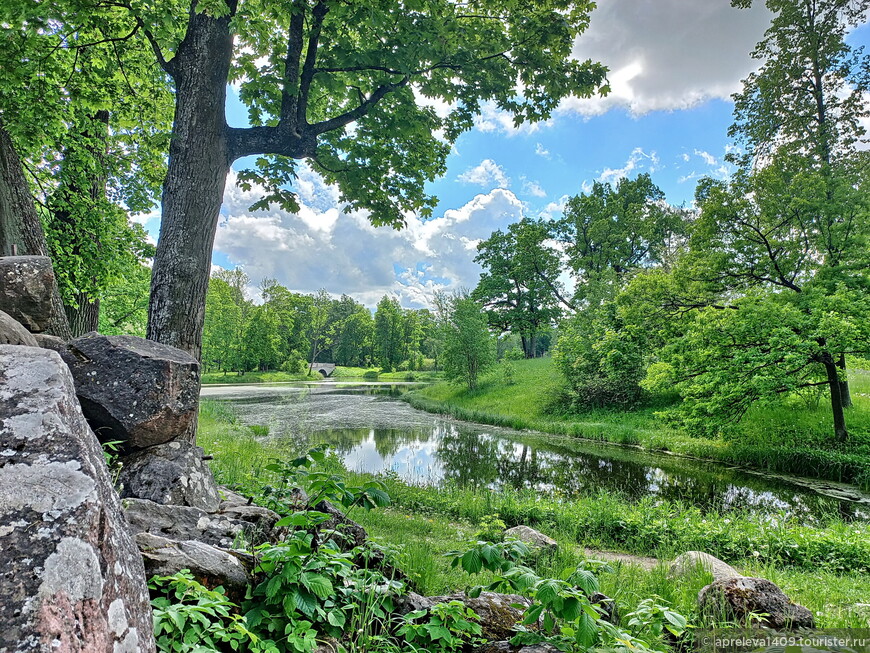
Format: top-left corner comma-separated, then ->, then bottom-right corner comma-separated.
309,363 -> 336,377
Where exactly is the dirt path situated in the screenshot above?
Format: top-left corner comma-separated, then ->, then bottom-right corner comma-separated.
583,548 -> 660,570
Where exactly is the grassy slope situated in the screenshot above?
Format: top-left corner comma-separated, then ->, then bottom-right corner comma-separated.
407,358 -> 870,487
197,400 -> 870,629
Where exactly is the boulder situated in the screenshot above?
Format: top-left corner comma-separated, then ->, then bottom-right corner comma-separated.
0,310 -> 37,346
135,533 -> 249,591
0,346 -> 154,652
219,503 -> 281,534
670,551 -> 741,582
698,576 -> 815,629
0,256 -> 57,333
504,525 -> 557,552
33,333 -> 67,352
315,500 -> 368,549
589,592 -> 618,624
401,592 -> 531,642
60,333 -> 200,449
123,498 -> 247,548
119,440 -> 222,512
476,644 -> 561,653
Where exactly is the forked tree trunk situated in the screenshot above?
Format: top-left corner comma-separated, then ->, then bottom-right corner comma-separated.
146,8 -> 235,359
0,122 -> 72,340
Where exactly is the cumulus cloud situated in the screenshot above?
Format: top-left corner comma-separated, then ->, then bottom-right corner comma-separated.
560,1 -> 772,117
535,143 -> 552,159
457,159 -> 510,188
522,179 -> 547,198
598,147 -> 660,184
214,170 -> 524,308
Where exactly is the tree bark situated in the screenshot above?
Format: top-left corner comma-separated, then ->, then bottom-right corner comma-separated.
836,353 -> 852,408
0,122 -> 72,340
822,353 -> 848,442
65,293 -> 100,336
146,8 -> 235,359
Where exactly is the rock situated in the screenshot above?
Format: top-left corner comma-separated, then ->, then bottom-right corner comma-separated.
135,533 -> 249,591
589,592 -> 618,624
32,333 -> 67,352
123,498 -> 247,549
0,346 -> 154,652
218,487 -> 252,508
119,440 -> 222,512
475,645 -> 561,653
422,592 -> 531,641
219,503 -> 281,534
698,577 -> 815,629
504,525 -> 557,552
60,333 -> 200,449
670,551 -> 742,582
315,500 -> 368,549
312,638 -> 341,653
0,256 -> 57,333
0,310 -> 37,346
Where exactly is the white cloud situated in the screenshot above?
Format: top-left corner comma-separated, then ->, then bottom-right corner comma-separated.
694,149 -> 717,166
473,101 -> 548,136
598,147 -> 660,184
214,170 -> 525,308
522,179 -> 547,198
535,143 -> 552,159
457,159 -> 510,188
559,0 -> 772,116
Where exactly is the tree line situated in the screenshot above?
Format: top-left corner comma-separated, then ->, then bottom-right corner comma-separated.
470,0 -> 870,442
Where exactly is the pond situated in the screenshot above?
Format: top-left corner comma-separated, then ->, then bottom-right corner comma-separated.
201,381 -> 870,522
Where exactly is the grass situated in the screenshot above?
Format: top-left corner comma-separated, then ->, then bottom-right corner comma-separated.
197,399 -> 870,630
201,367 -> 444,385
406,358 -> 870,487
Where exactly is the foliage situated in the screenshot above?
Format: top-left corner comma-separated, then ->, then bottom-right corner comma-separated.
442,295 -> 495,391
150,571 -> 265,653
397,600 -> 484,653
473,218 -> 564,358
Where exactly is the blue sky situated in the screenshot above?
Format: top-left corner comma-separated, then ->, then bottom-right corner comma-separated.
139,2 -> 870,308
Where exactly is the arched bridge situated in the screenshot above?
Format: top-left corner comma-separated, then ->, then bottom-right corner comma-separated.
309,363 -> 336,377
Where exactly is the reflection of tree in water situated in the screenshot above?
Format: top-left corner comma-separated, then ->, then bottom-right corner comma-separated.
436,425 -> 500,489
303,426 -> 434,459
372,428 -> 432,458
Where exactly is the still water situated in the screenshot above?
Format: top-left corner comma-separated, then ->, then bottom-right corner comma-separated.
201,382 -> 870,521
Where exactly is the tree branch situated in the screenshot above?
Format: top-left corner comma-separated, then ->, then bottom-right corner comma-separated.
310,77 -> 409,135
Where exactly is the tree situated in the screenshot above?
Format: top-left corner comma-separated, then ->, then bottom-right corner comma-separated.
443,295 -> 495,391
556,173 -> 685,307
473,219 -> 564,357
202,275 -> 246,373
552,174 -> 684,407
334,310 -> 374,367
0,3 -> 172,333
646,0 -> 870,441
131,0 -> 608,357
374,295 -> 404,370
306,288 -> 332,369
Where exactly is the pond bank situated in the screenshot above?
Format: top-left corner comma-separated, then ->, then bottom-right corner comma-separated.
403,359 -> 870,490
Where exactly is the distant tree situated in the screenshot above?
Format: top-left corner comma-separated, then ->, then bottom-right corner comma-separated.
334,310 -> 374,367
443,295 -> 495,391
473,218 -> 563,358
243,305 -> 281,371
307,289 -> 332,369
202,276 -> 245,373
374,295 -> 404,370
98,263 -> 153,337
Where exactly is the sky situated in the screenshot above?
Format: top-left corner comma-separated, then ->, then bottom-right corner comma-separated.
138,1 -> 870,309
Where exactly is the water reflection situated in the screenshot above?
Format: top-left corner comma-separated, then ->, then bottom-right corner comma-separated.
201,382 -> 870,521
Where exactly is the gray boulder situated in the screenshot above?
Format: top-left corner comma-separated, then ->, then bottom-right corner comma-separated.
0,310 -> 37,346
60,333 -> 200,449
135,533 -> 249,591
119,440 -> 222,512
0,346 -> 154,652
0,256 -> 57,333
670,551 -> 742,582
33,333 -> 67,352
315,500 -> 368,549
399,592 -> 531,642
698,576 -> 815,629
124,498 -> 247,548
504,525 -> 557,552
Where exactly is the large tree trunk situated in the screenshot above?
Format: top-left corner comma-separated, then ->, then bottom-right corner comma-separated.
65,293 -> 100,336
0,122 -> 72,340
146,8 -> 235,359
822,353 -> 848,443
836,353 -> 852,408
